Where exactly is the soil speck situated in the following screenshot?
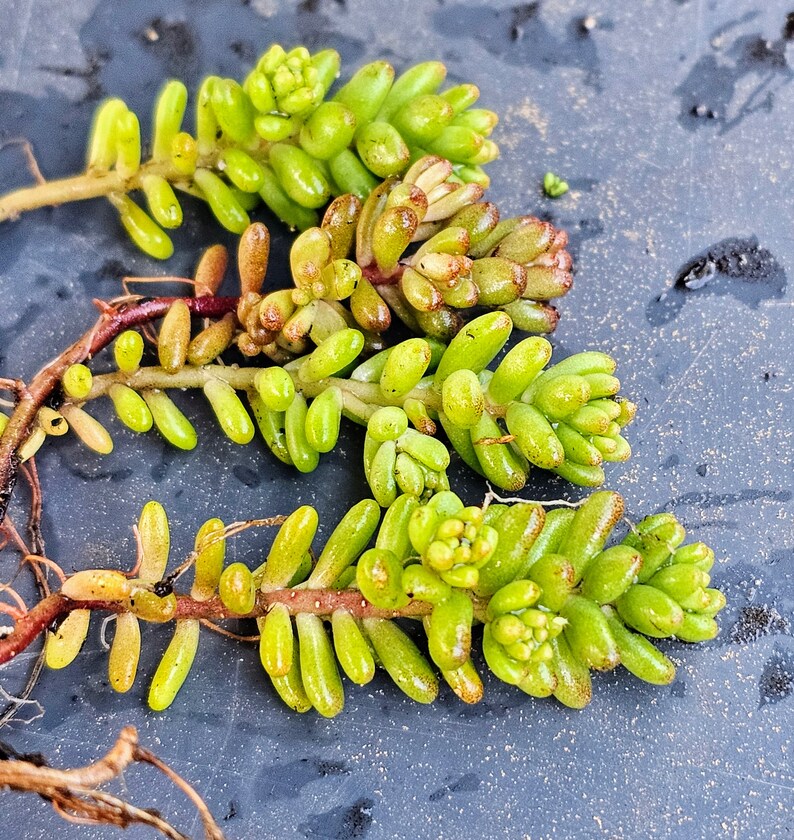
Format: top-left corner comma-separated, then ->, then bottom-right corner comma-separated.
759,645 -> 794,707
138,18 -> 197,79
299,797 -> 374,838
732,605 -> 790,644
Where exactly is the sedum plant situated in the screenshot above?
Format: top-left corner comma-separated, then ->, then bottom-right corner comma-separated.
0,42 -> 731,840
13,305 -> 633,493
0,490 -> 725,717
6,251 -> 629,493
0,45 -> 500,258
0,204 -> 591,499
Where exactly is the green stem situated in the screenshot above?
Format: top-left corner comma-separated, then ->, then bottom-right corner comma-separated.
0,159 -> 190,222
80,365 -> 444,421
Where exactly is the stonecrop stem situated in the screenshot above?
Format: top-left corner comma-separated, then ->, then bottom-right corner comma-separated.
0,589 -> 441,667
0,295 -> 239,521
0,162 -> 174,222
0,490 -> 725,716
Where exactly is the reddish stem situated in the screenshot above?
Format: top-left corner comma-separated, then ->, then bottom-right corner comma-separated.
0,589 -> 456,666
362,263 -> 404,285
0,296 -> 239,521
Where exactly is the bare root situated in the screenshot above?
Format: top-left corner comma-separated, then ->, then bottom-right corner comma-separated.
0,726 -> 225,839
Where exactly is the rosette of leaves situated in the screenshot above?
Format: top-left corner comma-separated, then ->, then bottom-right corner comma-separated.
236,157 -> 573,348
0,45 -> 500,259
21,490 -> 725,718
344,311 -> 637,493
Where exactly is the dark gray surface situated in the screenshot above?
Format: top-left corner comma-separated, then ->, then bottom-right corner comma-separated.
1,1 -> 793,837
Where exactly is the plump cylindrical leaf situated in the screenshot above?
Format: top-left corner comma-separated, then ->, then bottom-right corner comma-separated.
148,620 -> 200,711
363,618 -> 438,703
309,499 -> 381,588
356,548 -> 408,610
296,613 -> 344,718
158,300 -> 191,373
219,562 -> 256,614
203,379 -> 255,444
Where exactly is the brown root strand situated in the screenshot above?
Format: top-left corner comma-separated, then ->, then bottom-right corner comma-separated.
22,555 -> 66,584
0,726 -> 225,839
198,619 -> 260,642
0,137 -> 46,186
1,457 -> 49,728
0,583 -> 28,618
19,459 -> 45,560
1,516 -> 31,556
